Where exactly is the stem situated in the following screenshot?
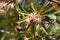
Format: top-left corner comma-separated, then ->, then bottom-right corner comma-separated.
32,34 -> 36,40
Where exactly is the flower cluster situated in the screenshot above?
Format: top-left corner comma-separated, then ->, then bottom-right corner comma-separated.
29,12 -> 41,22
0,2 -> 14,14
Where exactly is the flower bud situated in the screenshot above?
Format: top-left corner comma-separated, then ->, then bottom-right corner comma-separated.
16,24 -> 22,31
24,19 -> 30,26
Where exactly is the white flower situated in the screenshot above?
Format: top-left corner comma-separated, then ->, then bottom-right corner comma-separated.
11,3 -> 14,8
24,19 -> 30,27
24,36 -> 29,40
29,12 -> 41,22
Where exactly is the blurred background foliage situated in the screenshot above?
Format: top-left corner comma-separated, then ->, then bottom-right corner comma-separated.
0,0 -> 60,40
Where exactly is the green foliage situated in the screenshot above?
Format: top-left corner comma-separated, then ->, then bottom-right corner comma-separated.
0,0 -> 60,40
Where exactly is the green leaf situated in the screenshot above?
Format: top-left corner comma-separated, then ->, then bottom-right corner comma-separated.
31,2 -> 37,12
14,3 -> 24,14
48,14 -> 57,20
38,3 -> 52,14
40,23 -> 49,35
42,7 -> 56,15
15,0 -> 23,4
30,20 -> 36,40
